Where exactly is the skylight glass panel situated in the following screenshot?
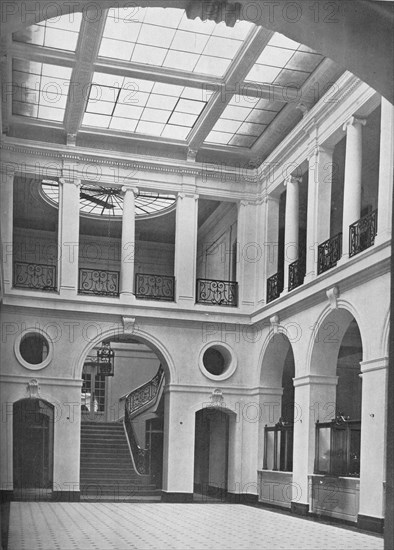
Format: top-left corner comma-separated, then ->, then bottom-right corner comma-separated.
12,59 -> 72,123
82,73 -> 211,141
205,94 -> 284,149
13,13 -> 82,52
98,8 -> 254,77
244,32 -> 323,86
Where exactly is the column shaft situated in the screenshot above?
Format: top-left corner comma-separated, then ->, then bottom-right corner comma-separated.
376,98 -> 394,244
120,186 -> 137,296
283,177 -> 300,291
174,193 -> 198,303
58,178 -> 80,295
0,166 -> 14,291
342,117 -> 366,257
237,200 -> 257,308
305,146 -> 334,282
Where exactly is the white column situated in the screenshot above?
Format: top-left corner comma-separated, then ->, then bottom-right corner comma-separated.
342,116 -> 366,258
174,192 -> 198,304
262,195 -> 280,303
375,98 -> 394,245
0,165 -> 14,292
358,358 -> 388,526
58,178 -> 80,296
283,176 -> 300,292
120,186 -> 138,297
305,146 -> 334,282
291,375 -> 337,512
237,200 -> 257,308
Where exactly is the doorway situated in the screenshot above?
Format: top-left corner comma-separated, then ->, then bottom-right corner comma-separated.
13,398 -> 54,489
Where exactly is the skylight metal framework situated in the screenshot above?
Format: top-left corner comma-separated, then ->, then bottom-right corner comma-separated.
5,5 -> 337,163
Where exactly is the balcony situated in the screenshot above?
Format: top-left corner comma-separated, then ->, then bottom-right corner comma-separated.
288,258 -> 305,292
196,278 -> 238,307
78,268 -> 120,296
266,271 -> 283,303
135,273 -> 175,302
349,209 -> 378,257
317,233 -> 342,275
13,262 -> 57,291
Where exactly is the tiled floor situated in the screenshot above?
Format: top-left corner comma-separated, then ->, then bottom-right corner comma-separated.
7,502 -> 383,550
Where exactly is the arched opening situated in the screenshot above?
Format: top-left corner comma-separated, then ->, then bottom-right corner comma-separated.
79,334 -> 168,498
13,398 -> 54,493
194,407 -> 231,500
258,332 -> 295,509
310,310 -> 363,522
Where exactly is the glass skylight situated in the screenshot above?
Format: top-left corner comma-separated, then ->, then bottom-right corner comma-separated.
13,13 -> 82,52
245,32 -> 323,86
99,7 -> 253,77
41,180 -> 176,217
82,72 -> 213,140
12,59 -> 72,122
206,94 -> 284,148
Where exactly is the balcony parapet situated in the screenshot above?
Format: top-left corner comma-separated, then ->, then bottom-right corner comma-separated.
13,262 -> 57,291
266,271 -> 283,303
349,209 -> 378,258
135,273 -> 175,302
78,268 -> 120,296
196,278 -> 238,307
288,258 -> 306,292
318,233 -> 342,275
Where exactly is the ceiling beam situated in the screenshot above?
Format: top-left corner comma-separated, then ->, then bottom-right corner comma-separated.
186,26 -> 274,153
63,12 -> 108,140
9,42 -> 75,67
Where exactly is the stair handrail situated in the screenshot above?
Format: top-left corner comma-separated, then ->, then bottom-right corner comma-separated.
123,365 -> 164,419
122,365 -> 165,476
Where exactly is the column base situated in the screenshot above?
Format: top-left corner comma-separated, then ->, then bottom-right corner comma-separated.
374,231 -> 391,246
161,491 -> 193,503
291,501 -> 309,516
357,514 -> 384,533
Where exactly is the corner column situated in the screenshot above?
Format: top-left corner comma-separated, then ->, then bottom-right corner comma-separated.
375,98 -> 394,245
283,176 -> 300,292
174,192 -> 198,304
120,186 -> 138,297
58,178 -> 81,296
305,146 -> 334,282
341,116 -> 366,258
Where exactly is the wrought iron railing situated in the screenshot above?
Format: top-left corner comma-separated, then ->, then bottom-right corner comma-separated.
266,271 -> 283,303
135,273 -> 175,301
123,366 -> 165,476
349,209 -> 377,257
13,262 -> 57,291
196,278 -> 238,306
317,233 -> 342,275
288,258 -> 305,292
78,268 -> 119,296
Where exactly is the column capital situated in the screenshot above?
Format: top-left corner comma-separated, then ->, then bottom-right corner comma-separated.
343,116 -> 367,132
59,178 -> 81,188
121,185 -> 138,196
178,192 -> 198,200
307,144 -> 334,163
284,175 -> 302,187
262,194 -> 280,206
293,374 -> 338,388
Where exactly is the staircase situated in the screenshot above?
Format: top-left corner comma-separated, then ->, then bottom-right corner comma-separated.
80,422 -> 159,500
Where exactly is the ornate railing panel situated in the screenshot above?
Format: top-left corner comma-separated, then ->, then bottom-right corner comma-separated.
125,366 -> 164,418
349,209 -> 377,257
196,278 -> 238,306
13,262 -> 57,291
135,273 -> 175,301
288,258 -> 305,292
78,268 -> 119,296
266,271 -> 283,303
317,233 -> 342,275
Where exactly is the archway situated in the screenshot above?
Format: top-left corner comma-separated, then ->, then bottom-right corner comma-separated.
79,333 -> 168,497
194,407 -> 234,500
13,398 -> 54,491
